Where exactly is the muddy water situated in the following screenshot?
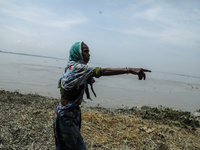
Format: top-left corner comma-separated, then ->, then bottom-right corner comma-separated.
1,53 -> 200,112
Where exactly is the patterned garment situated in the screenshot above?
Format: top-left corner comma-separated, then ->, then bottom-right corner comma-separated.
61,60 -> 93,91
54,60 -> 93,150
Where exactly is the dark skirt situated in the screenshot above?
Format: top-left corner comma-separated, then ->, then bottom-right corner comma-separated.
53,101 -> 86,150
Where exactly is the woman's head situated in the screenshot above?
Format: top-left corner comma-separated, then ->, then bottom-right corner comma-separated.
69,42 -> 90,63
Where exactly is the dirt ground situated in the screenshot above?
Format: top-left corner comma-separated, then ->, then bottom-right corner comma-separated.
0,90 -> 200,150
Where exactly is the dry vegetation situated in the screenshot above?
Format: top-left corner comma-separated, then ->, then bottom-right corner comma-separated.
0,90 -> 200,150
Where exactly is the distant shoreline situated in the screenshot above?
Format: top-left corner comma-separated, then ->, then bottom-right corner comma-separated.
0,50 -> 66,61
1,50 -> 200,78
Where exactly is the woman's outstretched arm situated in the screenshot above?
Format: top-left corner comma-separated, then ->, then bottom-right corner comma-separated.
100,68 -> 151,80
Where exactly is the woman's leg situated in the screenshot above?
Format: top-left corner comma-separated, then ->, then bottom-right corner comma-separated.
58,109 -> 86,150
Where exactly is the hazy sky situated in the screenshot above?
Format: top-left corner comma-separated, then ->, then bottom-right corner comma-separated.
0,0 -> 200,77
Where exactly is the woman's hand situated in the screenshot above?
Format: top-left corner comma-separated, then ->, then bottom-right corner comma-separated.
129,68 -> 151,80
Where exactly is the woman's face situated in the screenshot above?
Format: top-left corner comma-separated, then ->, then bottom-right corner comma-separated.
82,44 -> 90,63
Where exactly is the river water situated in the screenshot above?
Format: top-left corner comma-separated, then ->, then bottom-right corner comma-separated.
0,52 -> 200,112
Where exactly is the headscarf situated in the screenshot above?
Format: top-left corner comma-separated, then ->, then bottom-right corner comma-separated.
69,42 -> 83,61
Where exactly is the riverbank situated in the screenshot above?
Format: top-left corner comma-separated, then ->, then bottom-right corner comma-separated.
0,90 -> 200,149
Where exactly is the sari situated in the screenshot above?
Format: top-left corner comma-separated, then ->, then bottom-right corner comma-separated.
53,60 -> 93,150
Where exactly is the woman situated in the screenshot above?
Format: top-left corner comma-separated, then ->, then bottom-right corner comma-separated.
53,41 -> 151,150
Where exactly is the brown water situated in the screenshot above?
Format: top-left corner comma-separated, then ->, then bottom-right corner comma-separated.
1,53 -> 200,112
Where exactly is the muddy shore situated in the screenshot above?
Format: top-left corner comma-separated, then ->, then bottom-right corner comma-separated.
0,90 -> 200,150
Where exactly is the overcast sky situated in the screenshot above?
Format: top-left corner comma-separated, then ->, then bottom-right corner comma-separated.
0,0 -> 200,77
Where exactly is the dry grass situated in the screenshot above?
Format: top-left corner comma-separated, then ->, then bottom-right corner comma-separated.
0,90 -> 56,150
81,108 -> 200,150
0,90 -> 200,150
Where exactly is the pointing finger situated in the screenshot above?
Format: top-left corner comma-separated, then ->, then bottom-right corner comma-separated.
142,69 -> 151,72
